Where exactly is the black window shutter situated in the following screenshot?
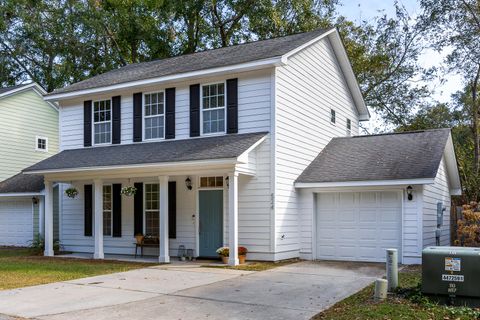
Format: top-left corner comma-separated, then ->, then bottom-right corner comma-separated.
165,88 -> 176,139
112,183 -> 122,237
112,96 -> 121,144
168,181 -> 177,239
134,182 -> 143,235
84,101 -> 92,147
226,78 -> 238,134
84,184 -> 93,237
133,92 -> 143,142
189,84 -> 200,137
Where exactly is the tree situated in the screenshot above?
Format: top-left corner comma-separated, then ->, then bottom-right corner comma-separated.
419,0 -> 480,172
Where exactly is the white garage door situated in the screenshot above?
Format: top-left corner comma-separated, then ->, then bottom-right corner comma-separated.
316,191 -> 402,262
0,199 -> 33,246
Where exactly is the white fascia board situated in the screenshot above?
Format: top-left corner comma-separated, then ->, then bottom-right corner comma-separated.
44,58 -> 283,102
24,158 -> 238,175
294,178 -> 435,189
0,192 -> 43,197
281,28 -> 370,121
443,133 -> 462,192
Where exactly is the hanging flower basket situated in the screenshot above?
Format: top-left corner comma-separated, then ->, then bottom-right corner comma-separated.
120,186 -> 137,197
65,187 -> 79,199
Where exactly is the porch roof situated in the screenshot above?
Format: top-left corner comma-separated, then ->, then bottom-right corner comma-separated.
23,132 -> 267,174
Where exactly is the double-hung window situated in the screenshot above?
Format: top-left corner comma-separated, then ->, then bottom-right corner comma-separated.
346,118 -> 352,136
103,185 -> 112,236
93,100 -> 112,144
201,83 -> 225,134
144,184 -> 159,237
144,92 -> 165,140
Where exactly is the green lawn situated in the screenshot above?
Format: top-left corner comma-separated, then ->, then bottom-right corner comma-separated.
313,265 -> 480,320
0,248 -> 153,290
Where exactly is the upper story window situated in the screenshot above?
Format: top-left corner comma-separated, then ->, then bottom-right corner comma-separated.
35,136 -> 48,152
144,92 -> 165,140
93,100 -> 111,145
330,109 -> 336,124
202,83 -> 225,134
103,185 -> 112,236
346,118 -> 352,136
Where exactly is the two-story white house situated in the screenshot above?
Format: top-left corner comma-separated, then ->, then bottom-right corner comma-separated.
24,28 -> 461,265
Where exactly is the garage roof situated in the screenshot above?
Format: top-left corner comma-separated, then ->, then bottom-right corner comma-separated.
0,173 -> 44,194
296,129 -> 459,186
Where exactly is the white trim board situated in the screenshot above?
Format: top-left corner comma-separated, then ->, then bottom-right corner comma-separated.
295,178 -> 435,189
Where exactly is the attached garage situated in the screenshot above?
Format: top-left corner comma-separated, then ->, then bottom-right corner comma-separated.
0,199 -> 34,246
315,191 -> 402,262
296,129 -> 462,265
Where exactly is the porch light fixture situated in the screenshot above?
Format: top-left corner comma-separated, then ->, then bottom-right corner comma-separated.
185,177 -> 192,190
225,176 -> 229,188
406,186 -> 413,201
32,197 -> 39,205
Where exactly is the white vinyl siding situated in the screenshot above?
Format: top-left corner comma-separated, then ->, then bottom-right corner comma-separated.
274,37 -> 360,257
423,157 -> 451,247
0,89 -> 59,181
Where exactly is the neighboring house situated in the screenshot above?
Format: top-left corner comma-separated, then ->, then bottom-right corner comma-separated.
0,83 -> 59,246
23,28 -> 460,265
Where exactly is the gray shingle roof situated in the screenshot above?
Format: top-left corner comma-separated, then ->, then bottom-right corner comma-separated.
0,84 -> 30,95
23,132 -> 268,173
49,29 -> 329,95
296,129 -> 451,184
0,173 -> 44,193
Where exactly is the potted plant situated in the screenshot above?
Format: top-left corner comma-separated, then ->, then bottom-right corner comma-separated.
135,233 -> 144,244
121,186 -> 137,197
216,247 -> 229,264
238,246 -> 248,264
65,187 -> 79,199
216,246 -> 248,264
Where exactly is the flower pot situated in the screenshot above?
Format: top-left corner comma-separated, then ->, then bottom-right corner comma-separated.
221,256 -> 228,264
239,255 -> 246,264
135,235 -> 144,244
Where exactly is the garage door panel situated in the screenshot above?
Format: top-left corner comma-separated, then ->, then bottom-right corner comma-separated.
0,200 -> 33,247
316,191 -> 402,263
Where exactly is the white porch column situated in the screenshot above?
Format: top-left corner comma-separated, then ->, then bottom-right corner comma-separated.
39,195 -> 45,239
228,172 -> 239,266
94,179 -> 104,259
159,176 -> 170,263
44,181 -> 54,256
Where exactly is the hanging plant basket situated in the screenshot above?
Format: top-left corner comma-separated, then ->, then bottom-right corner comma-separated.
65,187 -> 79,199
120,186 -> 137,197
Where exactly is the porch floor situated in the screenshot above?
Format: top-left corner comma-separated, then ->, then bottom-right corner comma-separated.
55,252 -> 223,266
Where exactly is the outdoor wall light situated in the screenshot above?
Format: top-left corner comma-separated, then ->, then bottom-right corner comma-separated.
185,177 -> 192,190
225,176 -> 229,188
32,197 -> 39,205
406,186 -> 413,201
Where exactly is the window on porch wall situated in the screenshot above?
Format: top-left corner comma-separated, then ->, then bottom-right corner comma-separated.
103,185 -> 112,236
145,184 -> 159,237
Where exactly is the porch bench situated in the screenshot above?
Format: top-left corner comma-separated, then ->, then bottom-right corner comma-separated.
134,237 -> 159,258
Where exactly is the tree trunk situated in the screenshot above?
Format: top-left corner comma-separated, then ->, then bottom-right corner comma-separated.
472,64 -> 480,173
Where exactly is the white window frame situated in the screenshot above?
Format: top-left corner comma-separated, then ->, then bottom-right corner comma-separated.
346,118 -> 352,136
143,183 -> 160,237
142,91 -> 166,141
330,109 -> 336,124
35,136 -> 48,152
103,184 -> 113,237
200,81 -> 227,136
92,99 -> 112,145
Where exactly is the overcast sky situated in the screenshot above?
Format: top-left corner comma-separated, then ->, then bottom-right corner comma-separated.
337,0 -> 463,104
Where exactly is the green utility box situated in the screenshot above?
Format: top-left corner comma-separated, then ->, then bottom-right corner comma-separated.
422,246 -> 480,307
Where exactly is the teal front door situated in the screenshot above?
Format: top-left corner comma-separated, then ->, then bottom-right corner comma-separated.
199,190 -> 223,257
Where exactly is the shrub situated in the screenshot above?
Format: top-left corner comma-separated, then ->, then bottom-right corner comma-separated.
455,202 -> 480,247
29,234 -> 61,255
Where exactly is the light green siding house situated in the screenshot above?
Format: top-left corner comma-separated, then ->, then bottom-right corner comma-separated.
0,83 -> 59,181
0,83 -> 59,246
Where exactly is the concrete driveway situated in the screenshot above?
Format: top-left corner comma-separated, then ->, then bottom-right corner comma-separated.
0,261 -> 384,320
